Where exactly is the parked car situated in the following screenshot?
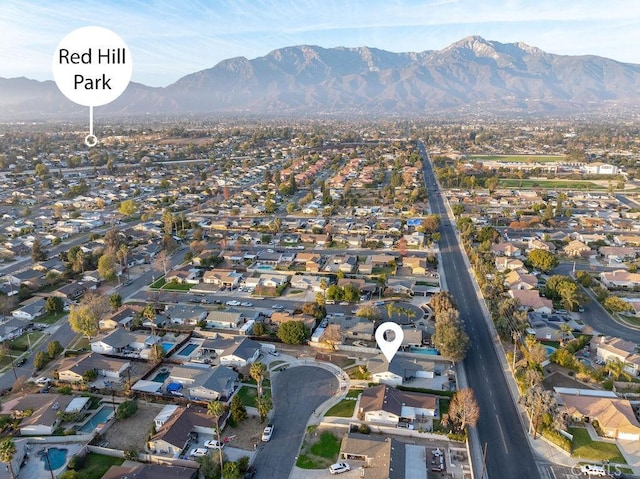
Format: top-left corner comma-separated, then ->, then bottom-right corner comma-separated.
15,358 -> 26,367
268,349 -> 280,357
243,465 -> 256,479
226,300 -> 241,306
329,462 -> 351,474
204,440 -> 224,449
240,302 -> 253,307
189,448 -> 208,457
35,377 -> 52,385
261,424 -> 274,442
580,465 -> 607,476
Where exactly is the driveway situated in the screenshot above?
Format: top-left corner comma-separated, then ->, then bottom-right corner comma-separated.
252,365 -> 339,479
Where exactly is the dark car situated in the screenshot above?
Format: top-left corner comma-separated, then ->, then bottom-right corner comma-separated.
243,466 -> 256,479
15,358 -> 26,367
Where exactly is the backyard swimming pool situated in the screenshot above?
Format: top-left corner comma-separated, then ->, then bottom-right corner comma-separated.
152,371 -> 170,383
78,406 -> 114,433
162,342 -> 175,353
39,448 -> 67,470
256,264 -> 274,271
544,346 -> 557,357
409,346 -> 439,355
178,343 -> 198,356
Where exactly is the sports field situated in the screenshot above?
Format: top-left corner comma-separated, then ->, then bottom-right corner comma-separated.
467,154 -> 565,163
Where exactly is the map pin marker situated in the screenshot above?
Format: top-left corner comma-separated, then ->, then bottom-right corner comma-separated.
375,322 -> 404,362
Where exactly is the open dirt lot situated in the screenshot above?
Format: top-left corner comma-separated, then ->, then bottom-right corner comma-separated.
222,414 -> 265,451
102,401 -> 166,451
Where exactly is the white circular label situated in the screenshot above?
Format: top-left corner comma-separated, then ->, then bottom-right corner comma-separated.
52,26 -> 132,107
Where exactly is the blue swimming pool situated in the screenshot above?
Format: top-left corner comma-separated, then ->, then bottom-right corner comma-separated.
78,406 -> 114,433
178,343 -> 198,356
152,371 -> 170,383
256,264 -> 274,270
545,346 -> 557,357
162,342 -> 175,353
409,346 -> 439,355
39,448 -> 68,470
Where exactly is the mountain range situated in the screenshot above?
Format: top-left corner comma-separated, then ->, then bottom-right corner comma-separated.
3,36 -> 640,119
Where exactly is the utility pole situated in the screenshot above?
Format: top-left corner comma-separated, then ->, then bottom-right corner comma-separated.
480,442 -> 487,479
512,331 -> 520,371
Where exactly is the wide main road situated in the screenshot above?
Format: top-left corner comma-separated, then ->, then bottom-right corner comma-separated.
419,141 -> 540,479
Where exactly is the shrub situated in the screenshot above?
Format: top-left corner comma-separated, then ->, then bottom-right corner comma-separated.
57,386 -> 73,395
34,351 -> 49,370
123,449 -> 139,460
237,456 -> 250,472
116,400 -> 138,420
67,455 -> 85,471
358,424 -> 370,434
540,427 -> 571,452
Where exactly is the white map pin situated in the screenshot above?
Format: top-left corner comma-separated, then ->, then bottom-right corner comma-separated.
375,322 -> 404,362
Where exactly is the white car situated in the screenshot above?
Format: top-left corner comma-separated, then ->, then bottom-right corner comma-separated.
226,300 -> 241,306
204,440 -> 224,449
35,377 -> 52,385
189,448 -> 208,457
329,462 -> 351,474
261,424 -> 274,442
268,349 -> 280,356
240,302 -> 253,307
579,465 -> 607,476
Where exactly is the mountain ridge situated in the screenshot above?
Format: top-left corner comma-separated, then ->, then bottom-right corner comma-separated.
2,36 -> 640,119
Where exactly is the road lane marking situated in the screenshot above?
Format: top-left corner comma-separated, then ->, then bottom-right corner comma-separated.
496,414 -> 509,454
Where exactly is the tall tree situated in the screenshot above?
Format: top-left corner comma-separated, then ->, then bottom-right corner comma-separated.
433,308 -> 469,363
207,400 -> 226,476
249,362 -> 267,397
31,238 -> 47,262
68,293 -> 110,339
0,438 -> 16,479
98,252 -> 118,281
256,394 -> 273,423
442,388 -> 480,434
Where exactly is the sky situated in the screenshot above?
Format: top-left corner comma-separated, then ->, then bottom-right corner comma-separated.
2,0 -> 640,87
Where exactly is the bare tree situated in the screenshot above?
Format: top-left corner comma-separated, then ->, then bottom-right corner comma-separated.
442,388 -> 480,434
322,324 -> 342,350
153,250 -> 171,276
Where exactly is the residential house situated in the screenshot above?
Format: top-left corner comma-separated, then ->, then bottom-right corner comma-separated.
270,311 -> 316,332
218,337 -> 261,367
205,310 -> 242,329
527,240 -> 555,253
358,384 -> 438,427
164,304 -> 207,326
91,328 -> 136,355
169,365 -> 239,402
563,240 -> 591,258
0,318 -> 28,342
338,433 -> 404,479
402,257 -> 428,275
504,270 -> 538,290
202,269 -> 242,289
11,393 -> 74,435
495,257 -> 525,272
57,353 -> 130,383
165,267 -> 200,285
292,252 -> 322,272
386,278 -> 416,295
593,336 -> 640,376
52,281 -> 88,302
560,393 -> 640,440
5,269 -> 43,288
100,306 -> 141,330
148,406 -> 220,456
290,274 -> 324,292
490,242 -> 522,257
403,231 -> 425,247
259,274 -> 289,288
367,355 -> 427,387
598,246 -> 638,263
11,297 -> 46,321
341,319 -> 374,342
507,290 -> 553,313
600,270 -> 640,289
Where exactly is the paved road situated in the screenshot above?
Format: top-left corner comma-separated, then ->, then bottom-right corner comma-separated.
252,365 -> 338,479
419,140 -> 540,479
553,263 -> 640,342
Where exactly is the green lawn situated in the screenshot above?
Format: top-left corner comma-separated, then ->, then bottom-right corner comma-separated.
498,179 -> 605,190
570,427 -> 626,463
310,432 -> 341,458
76,453 -> 125,479
150,277 -> 166,289
325,400 -> 355,418
8,332 -> 43,352
36,311 -> 67,324
236,385 -> 271,408
161,282 -> 194,291
346,389 -> 361,399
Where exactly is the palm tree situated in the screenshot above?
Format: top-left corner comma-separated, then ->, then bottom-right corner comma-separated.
117,244 -> 130,280
386,302 -> 396,321
603,358 -> 633,382
207,400 -> 226,476
557,323 -> 573,347
250,362 -> 266,397
0,438 -> 16,479
256,394 -> 273,423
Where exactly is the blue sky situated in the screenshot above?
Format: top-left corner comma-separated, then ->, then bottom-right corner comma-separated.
2,0 -> 640,87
